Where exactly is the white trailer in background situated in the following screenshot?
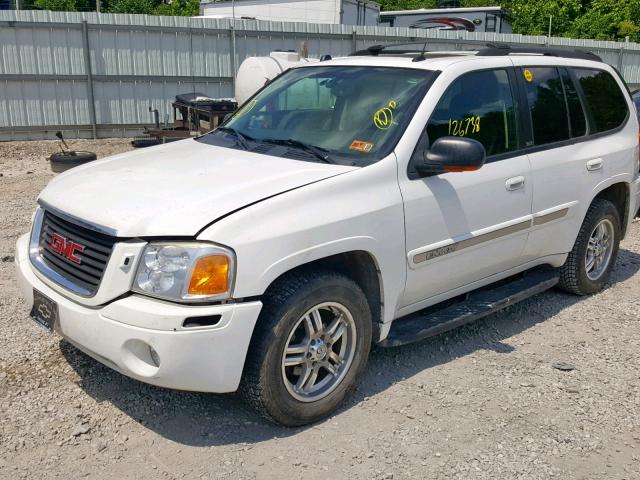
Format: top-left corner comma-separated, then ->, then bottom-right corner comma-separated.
379,6 -> 512,33
235,51 -> 319,104
199,0 -> 380,26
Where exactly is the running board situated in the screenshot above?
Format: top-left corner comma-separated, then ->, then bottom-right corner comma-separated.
380,270 -> 560,348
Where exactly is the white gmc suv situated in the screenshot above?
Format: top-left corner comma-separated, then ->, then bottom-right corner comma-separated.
15,44 -> 640,426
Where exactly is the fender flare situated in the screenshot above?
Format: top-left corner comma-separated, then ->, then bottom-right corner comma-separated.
256,236 -> 400,327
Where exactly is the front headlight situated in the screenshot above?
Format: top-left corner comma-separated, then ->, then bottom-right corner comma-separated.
132,242 -> 235,302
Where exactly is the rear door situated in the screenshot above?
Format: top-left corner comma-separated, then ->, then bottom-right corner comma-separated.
509,60 -> 633,260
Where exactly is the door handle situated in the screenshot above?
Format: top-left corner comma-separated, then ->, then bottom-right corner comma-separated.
586,158 -> 604,172
505,176 -> 525,191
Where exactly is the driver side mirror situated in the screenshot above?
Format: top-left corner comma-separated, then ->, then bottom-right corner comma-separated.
415,137 -> 486,177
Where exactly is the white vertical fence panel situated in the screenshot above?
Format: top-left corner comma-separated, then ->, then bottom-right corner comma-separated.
0,29 -> 19,74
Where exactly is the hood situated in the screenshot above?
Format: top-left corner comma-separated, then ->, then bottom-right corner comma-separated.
39,139 -> 357,237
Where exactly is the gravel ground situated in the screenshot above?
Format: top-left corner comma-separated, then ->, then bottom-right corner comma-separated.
1,139 -> 639,480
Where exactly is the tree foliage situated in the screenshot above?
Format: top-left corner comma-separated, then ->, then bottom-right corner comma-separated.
153,0 -> 200,16
102,0 -> 157,14
377,0 -> 640,42
27,0 -> 199,15
31,0 -> 91,11
508,0 -> 582,37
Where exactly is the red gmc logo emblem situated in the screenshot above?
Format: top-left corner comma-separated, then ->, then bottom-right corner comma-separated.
49,233 -> 84,264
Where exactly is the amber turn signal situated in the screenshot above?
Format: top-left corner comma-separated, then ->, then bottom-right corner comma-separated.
188,255 -> 230,296
443,164 -> 483,173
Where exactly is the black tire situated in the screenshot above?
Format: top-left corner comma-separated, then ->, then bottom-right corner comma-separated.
239,269 -> 372,426
558,198 -> 621,295
131,138 -> 161,149
49,151 -> 97,173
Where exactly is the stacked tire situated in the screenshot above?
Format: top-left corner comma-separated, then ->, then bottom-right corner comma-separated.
49,151 -> 97,173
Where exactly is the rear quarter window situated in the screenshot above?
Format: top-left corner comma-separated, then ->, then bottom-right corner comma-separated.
572,68 -> 628,133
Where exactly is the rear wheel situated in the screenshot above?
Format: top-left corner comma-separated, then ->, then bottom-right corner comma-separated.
239,270 -> 372,426
558,199 -> 621,295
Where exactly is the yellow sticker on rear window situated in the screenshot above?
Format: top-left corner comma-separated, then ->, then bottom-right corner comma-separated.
523,69 -> 533,82
350,140 -> 374,152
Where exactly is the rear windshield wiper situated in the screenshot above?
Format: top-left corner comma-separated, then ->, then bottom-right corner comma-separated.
217,126 -> 253,150
260,138 -> 334,164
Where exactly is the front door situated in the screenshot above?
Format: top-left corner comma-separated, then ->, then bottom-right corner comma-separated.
398,67 -> 533,309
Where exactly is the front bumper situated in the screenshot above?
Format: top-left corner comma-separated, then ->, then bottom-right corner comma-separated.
15,233 -> 262,393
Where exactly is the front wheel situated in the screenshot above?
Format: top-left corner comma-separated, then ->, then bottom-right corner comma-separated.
239,270 -> 372,426
558,198 -> 621,295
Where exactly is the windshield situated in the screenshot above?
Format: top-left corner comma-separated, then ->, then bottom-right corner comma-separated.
197,66 -> 436,166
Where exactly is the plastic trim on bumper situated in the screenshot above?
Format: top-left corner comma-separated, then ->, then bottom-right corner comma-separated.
15,233 -> 262,393
634,177 -> 640,217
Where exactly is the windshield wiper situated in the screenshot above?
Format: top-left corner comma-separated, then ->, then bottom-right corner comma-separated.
216,126 -> 253,150
260,138 -> 334,164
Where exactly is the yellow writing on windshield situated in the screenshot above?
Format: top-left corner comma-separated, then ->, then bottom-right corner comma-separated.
448,116 -> 481,137
373,101 -> 397,130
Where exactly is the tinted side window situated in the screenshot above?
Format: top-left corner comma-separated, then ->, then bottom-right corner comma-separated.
426,69 -> 517,157
560,70 -> 587,137
523,67 -> 570,145
573,68 -> 628,133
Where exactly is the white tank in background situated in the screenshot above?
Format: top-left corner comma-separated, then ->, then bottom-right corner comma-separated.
235,51 -> 320,105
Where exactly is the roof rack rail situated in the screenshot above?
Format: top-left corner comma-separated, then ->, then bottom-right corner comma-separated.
350,41 -> 475,62
350,42 -> 603,63
350,42 -> 427,57
477,43 -> 602,62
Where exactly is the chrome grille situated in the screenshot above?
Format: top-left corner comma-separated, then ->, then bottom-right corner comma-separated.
38,210 -> 117,295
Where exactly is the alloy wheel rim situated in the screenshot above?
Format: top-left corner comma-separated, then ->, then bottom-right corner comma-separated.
281,302 -> 357,403
585,218 -> 614,281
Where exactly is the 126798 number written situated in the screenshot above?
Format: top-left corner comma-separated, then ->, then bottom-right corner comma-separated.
448,116 -> 481,137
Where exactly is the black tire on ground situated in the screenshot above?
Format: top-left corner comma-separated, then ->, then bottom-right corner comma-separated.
558,198 -> 621,295
131,138 -> 161,149
239,269 -> 372,427
49,151 -> 97,173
